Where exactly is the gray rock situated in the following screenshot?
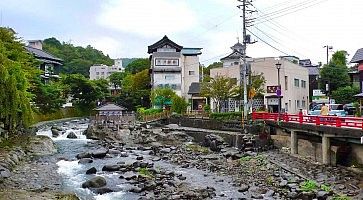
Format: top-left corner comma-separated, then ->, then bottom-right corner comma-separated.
76,152 -> 92,159
316,190 -> 328,200
51,129 -> 59,137
238,184 -> 249,193
120,152 -> 128,157
93,187 -> 114,194
91,149 -> 108,158
108,149 -> 121,154
279,180 -> 288,187
129,186 -> 143,193
0,166 -> 11,178
86,167 -> 97,174
79,158 -> 93,164
66,132 -> 77,139
264,190 -> 275,197
136,156 -> 144,160
81,176 -> 107,188
287,191 -> 299,199
102,165 -> 120,171
160,148 -> 171,154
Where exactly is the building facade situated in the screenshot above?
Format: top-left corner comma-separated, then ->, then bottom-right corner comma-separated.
299,59 -> 320,100
89,59 -> 124,80
148,36 -> 203,109
210,43 -> 309,114
25,40 -> 63,83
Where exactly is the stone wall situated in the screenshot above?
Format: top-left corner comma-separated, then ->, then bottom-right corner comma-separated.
167,117 -> 242,132
351,143 -> 363,166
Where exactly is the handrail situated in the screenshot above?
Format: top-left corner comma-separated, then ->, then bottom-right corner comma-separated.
252,111 -> 363,130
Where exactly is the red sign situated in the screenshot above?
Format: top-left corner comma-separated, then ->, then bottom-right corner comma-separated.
267,85 -> 281,93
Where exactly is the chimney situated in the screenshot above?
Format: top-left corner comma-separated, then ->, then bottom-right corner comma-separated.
27,40 -> 43,50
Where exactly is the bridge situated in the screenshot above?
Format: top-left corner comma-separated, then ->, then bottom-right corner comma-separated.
252,112 -> 363,166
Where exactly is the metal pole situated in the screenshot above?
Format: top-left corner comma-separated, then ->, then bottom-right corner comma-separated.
278,67 -> 281,120
326,45 -> 329,65
242,0 -> 248,122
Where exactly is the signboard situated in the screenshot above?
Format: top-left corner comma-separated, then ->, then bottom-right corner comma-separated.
313,89 -> 325,96
267,98 -> 279,105
276,88 -> 281,96
267,85 -> 281,93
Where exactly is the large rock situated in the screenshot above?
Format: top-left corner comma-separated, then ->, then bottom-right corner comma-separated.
203,134 -> 225,152
27,135 -> 57,156
92,187 -> 114,194
0,166 -> 11,179
86,167 -> 97,174
78,158 -> 93,164
51,129 -> 60,137
91,149 -> 108,158
102,165 -> 120,172
66,132 -> 78,139
81,176 -> 107,188
76,152 -> 92,159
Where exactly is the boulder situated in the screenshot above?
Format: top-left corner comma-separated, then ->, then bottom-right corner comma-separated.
86,167 -> 97,174
51,126 -> 63,131
51,129 -> 59,137
238,184 -> 249,193
102,165 -> 120,172
78,158 -> 93,164
0,166 -> 11,179
92,187 -> 114,194
66,132 -> 78,139
160,148 -> 171,154
81,176 -> 107,188
76,152 -> 92,159
91,149 -> 108,158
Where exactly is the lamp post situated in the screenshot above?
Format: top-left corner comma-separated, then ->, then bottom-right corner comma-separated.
276,62 -> 282,120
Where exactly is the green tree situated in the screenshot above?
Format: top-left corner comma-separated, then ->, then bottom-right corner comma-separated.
151,87 -> 176,108
109,72 -> 126,90
31,80 -> 66,114
0,27 -> 37,132
331,86 -> 359,104
61,74 -> 109,111
43,37 -> 113,77
203,62 -> 223,76
125,58 -> 150,74
171,95 -> 188,114
320,50 -> 350,92
200,76 -> 238,112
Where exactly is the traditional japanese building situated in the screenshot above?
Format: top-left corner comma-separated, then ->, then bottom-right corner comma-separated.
148,36 -> 204,110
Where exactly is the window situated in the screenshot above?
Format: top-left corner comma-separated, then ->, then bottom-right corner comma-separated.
165,75 -> 175,80
171,84 -> 177,89
285,76 -> 288,90
234,62 -> 239,65
294,78 -> 299,87
297,100 -> 300,108
189,71 -> 195,75
101,72 -> 105,75
96,72 -> 99,75
301,80 -> 306,88
302,100 -> 306,108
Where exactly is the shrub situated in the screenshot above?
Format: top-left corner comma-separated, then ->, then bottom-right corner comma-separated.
171,96 -> 188,114
299,180 -> 318,192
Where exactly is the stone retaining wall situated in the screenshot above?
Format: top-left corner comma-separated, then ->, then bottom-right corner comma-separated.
167,117 -> 242,132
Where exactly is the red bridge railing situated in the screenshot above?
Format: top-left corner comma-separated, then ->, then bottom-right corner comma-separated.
252,112 -> 363,130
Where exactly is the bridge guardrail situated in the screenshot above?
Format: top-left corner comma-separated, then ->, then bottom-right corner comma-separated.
252,112 -> 363,130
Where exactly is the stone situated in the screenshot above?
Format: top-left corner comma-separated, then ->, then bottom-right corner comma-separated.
78,158 -> 93,164
316,191 -> 328,200
93,187 -> 114,194
238,184 -> 249,193
279,180 -> 288,187
91,149 -> 108,158
86,167 -> 97,174
81,176 -> 107,188
129,186 -> 143,193
264,190 -> 275,197
66,132 -> 77,139
108,149 -> 121,154
120,152 -> 128,157
177,175 -> 186,180
76,152 -> 92,159
102,165 -> 120,172
160,148 -> 171,154
51,129 -> 59,137
136,156 -> 144,160
0,166 -> 11,178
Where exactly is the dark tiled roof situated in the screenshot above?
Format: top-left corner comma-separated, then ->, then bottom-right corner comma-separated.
148,35 -> 183,54
354,93 -> 363,98
306,66 -> 319,75
25,46 -> 63,63
220,50 -> 250,61
188,82 -> 200,94
95,103 -> 126,111
231,42 -> 243,49
350,48 -> 363,63
181,48 -> 202,55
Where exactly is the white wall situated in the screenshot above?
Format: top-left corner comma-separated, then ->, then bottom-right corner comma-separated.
89,64 -> 123,80
182,55 -> 200,99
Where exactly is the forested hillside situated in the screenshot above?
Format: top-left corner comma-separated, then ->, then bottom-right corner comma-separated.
42,37 -> 113,77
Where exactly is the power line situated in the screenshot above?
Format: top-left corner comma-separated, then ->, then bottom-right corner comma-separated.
247,29 -> 290,56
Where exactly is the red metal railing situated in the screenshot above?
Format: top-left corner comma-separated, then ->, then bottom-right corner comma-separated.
252,112 -> 363,130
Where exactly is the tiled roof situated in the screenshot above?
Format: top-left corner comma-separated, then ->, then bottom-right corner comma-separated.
220,50 -> 250,61
25,46 -> 63,62
148,35 -> 183,54
181,48 -> 202,55
95,103 -> 126,111
350,48 -> 363,63
188,82 -> 200,94
306,66 -> 319,75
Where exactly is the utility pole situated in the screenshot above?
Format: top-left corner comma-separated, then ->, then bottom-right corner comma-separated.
237,0 -> 256,126
323,45 -> 333,65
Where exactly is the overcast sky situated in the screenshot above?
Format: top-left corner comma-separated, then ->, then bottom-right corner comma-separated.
1,0 -> 362,66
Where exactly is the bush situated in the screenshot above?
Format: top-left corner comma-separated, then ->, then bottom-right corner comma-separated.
299,180 -> 318,192
210,112 -> 242,121
137,107 -> 163,115
171,96 -> 188,114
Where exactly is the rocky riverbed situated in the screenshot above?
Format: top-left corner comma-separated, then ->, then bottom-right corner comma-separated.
0,119 -> 362,200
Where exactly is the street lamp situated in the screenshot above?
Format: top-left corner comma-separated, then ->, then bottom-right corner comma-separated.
276,62 -> 282,119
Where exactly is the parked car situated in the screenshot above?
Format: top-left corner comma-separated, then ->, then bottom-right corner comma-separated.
343,103 -> 356,116
308,104 -> 347,117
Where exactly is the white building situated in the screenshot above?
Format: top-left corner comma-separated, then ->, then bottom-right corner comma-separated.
89,59 -> 124,80
210,42 -> 309,114
148,36 -> 204,110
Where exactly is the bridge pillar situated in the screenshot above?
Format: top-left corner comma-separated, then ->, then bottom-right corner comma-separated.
290,130 -> 298,155
322,135 -> 331,165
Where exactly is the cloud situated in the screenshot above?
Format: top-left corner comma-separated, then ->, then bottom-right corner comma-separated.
97,0 -> 197,37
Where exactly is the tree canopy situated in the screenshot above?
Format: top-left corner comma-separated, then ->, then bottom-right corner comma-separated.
320,50 -> 350,93
331,86 -> 359,105
203,62 -> 223,76
43,37 -> 113,77
0,27 -> 37,131
125,58 -> 150,74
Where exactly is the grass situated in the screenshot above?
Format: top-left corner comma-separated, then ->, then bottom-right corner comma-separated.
239,154 -> 267,166
185,144 -> 209,154
320,184 -> 332,192
299,180 -> 318,192
138,167 -> 154,179
239,156 -> 252,162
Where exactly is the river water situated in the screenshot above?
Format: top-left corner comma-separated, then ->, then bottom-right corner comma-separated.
36,119 -> 242,200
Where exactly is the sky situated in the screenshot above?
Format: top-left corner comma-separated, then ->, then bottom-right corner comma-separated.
1,0 -> 362,66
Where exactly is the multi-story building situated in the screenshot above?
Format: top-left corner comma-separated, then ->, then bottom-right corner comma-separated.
25,40 -> 63,83
89,59 -> 124,80
210,42 -> 309,114
148,36 -> 204,110
299,59 -> 320,100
